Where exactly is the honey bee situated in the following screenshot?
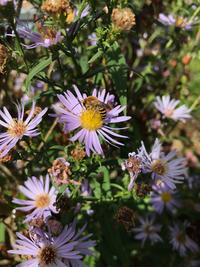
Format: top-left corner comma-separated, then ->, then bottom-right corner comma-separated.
82,96 -> 111,120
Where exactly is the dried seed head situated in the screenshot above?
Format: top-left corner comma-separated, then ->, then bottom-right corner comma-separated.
135,183 -> 152,198
115,206 -> 136,231
48,158 -> 72,185
41,0 -> 74,22
111,8 -> 136,31
0,44 -> 8,74
71,145 -> 86,161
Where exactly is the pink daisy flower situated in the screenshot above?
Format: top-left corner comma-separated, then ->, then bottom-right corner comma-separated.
0,102 -> 47,158
54,86 -> 131,156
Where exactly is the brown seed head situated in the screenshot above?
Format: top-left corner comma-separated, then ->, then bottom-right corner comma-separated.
48,158 -> 72,185
115,206 -> 136,231
71,145 -> 86,161
111,8 -> 136,31
0,44 -> 8,74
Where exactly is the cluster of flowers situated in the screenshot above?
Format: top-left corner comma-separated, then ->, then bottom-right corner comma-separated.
9,174 -> 96,267
1,0 -> 199,265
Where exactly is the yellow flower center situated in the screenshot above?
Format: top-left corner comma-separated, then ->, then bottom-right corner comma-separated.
80,110 -> 103,131
151,159 -> 168,176
161,192 -> 172,203
35,194 -> 51,208
176,17 -> 186,27
8,120 -> 27,138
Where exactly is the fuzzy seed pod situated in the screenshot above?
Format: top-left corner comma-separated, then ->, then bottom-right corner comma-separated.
111,8 -> 136,31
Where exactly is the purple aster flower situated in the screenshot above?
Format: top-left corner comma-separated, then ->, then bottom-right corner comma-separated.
74,4 -> 90,19
133,215 -> 162,246
150,184 -> 180,214
13,175 -> 58,222
8,221 -> 96,267
158,13 -> 176,26
0,0 -> 9,5
54,85 -> 131,156
158,13 -> 193,30
0,102 -> 47,158
169,222 -> 199,256
81,179 -> 92,197
16,23 -> 62,49
137,139 -> 187,189
154,95 -> 192,122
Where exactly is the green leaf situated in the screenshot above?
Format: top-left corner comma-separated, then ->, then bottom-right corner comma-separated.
0,223 -> 5,243
99,166 -> 112,198
25,57 -> 52,91
106,42 -> 128,108
88,49 -> 103,64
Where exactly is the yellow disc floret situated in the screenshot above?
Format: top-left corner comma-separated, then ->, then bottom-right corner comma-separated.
35,194 -> 51,208
80,110 -> 103,131
161,192 -> 172,203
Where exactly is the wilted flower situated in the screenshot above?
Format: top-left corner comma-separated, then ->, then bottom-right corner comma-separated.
41,0 -> 74,23
122,152 -> 142,191
111,7 -> 136,31
158,13 -> 193,30
54,85 -> 130,156
71,145 -> 86,160
13,175 -> 58,222
150,184 -> 180,214
0,43 -> 8,74
169,222 -> 199,256
133,215 -> 162,246
48,157 -> 80,186
8,221 -> 96,267
16,22 -> 62,49
0,102 -> 47,158
115,206 -> 136,231
154,95 -> 192,122
137,139 -> 187,189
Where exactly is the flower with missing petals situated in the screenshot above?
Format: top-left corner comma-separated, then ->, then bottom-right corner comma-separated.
54,86 -> 130,156
122,152 -> 142,191
133,215 -> 162,246
0,102 -> 47,158
150,184 -> 180,214
16,22 -> 62,49
154,95 -> 191,122
169,222 -> 199,256
138,139 -> 187,189
8,221 -> 96,267
13,175 -> 58,222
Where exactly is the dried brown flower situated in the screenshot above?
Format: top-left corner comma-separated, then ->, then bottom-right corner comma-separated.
41,0 -> 74,22
111,8 -> 136,31
0,44 -> 8,74
71,145 -> 86,161
115,206 -> 136,231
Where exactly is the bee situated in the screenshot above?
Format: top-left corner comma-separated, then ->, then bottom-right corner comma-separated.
82,96 -> 111,120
